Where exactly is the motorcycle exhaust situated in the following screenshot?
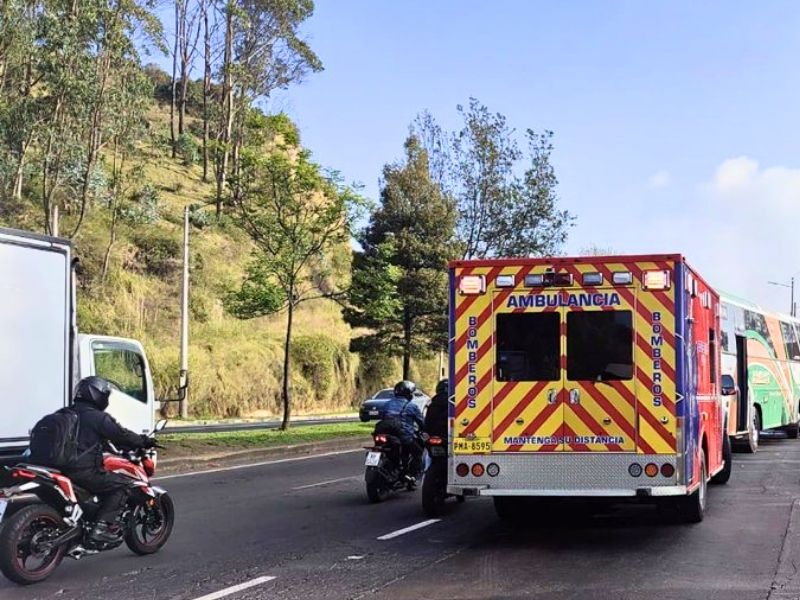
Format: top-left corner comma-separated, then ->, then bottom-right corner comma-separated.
45,525 -> 82,550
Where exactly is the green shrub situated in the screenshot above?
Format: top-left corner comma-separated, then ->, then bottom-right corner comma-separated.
176,133 -> 199,166
121,183 -> 161,225
129,229 -> 181,277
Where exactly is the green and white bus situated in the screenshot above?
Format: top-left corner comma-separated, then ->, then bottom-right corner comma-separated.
720,293 -> 800,453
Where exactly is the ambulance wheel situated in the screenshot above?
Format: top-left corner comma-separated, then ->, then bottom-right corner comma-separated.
711,434 -> 732,485
680,449 -> 707,523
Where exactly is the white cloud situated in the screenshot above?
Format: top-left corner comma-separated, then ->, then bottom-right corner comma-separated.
648,170 -> 671,188
669,157 -> 800,312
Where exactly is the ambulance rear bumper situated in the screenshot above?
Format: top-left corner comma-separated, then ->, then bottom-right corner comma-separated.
447,485 -> 688,498
446,452 -> 686,497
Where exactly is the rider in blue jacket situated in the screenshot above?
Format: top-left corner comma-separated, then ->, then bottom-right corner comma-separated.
381,380 -> 425,482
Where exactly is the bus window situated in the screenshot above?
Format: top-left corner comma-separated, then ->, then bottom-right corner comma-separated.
745,310 -> 777,357
780,321 -> 800,361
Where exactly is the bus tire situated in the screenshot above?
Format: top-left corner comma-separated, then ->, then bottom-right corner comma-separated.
711,434 -> 732,485
786,406 -> 800,439
680,448 -> 707,523
743,408 -> 761,454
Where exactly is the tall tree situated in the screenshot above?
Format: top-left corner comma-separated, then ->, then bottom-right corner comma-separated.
227,118 -> 359,429
414,98 -> 573,259
213,0 -> 322,215
175,0 -> 202,138
345,136 -> 460,379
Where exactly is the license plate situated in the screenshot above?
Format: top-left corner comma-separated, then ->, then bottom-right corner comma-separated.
429,446 -> 446,457
364,451 -> 382,466
0,500 -> 7,523
369,409 -> 379,416
453,438 -> 492,454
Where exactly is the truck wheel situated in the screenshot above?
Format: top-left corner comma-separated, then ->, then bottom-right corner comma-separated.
421,464 -> 447,517
680,449 -> 707,523
711,434 -> 732,485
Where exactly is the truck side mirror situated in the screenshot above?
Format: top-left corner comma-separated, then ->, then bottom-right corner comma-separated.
154,419 -> 168,432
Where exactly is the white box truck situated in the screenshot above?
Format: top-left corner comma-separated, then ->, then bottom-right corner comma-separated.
0,227 -> 186,463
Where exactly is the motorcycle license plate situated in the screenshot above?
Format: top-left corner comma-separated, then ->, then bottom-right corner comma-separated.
0,500 -> 7,523
365,451 -> 382,467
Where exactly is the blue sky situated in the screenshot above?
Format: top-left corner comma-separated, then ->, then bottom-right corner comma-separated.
156,2 -> 800,313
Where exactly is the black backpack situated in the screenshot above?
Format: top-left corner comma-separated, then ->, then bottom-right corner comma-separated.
28,408 -> 83,468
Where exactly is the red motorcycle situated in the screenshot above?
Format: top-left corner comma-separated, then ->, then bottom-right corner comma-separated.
0,420 -> 174,585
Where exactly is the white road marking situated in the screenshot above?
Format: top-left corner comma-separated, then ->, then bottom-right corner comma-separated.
377,519 -> 441,541
155,449 -> 361,481
191,576 -> 276,600
291,475 -> 359,491
347,555 -> 365,560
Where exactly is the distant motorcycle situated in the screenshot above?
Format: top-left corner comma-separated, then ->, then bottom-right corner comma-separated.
364,422 -> 425,503
0,421 -> 174,585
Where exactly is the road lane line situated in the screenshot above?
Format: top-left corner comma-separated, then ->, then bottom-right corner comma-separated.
377,519 -> 441,540
191,576 -> 276,600
155,449 -> 362,481
291,475 -> 360,490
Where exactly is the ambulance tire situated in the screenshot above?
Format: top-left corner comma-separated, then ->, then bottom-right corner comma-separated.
680,449 -> 707,524
710,434 -> 732,485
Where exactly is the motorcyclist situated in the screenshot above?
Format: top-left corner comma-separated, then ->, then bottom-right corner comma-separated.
63,376 -> 155,544
424,379 -> 448,439
380,380 -> 425,483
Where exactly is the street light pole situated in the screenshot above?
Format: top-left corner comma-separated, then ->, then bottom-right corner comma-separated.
768,278 -> 796,317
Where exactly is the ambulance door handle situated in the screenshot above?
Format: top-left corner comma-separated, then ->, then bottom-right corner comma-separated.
547,389 -> 558,404
569,389 -> 580,405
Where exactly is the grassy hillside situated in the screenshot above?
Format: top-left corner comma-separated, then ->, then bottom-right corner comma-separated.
0,102 -> 440,419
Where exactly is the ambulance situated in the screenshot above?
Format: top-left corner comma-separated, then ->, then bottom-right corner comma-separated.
447,254 -> 728,523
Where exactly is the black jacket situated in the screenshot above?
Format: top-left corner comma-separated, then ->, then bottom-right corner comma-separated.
424,391 -> 448,438
69,402 -> 149,470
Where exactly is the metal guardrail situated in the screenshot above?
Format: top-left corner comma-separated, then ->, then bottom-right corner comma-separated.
164,415 -> 361,434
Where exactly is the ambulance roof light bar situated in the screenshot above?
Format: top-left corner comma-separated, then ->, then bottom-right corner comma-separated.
612,271 -> 633,285
524,272 -> 573,287
496,274 -> 515,288
582,272 -> 603,286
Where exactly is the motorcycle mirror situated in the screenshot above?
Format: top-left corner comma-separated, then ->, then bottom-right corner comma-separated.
154,419 -> 168,433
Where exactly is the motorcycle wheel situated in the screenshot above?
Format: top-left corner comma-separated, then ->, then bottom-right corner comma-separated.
0,505 -> 66,585
421,465 -> 447,517
125,493 -> 175,555
365,467 -> 389,503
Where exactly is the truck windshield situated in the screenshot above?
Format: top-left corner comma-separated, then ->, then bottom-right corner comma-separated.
496,312 -> 560,382
567,311 -> 634,381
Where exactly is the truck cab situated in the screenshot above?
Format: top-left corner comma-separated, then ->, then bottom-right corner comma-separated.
78,334 -> 156,436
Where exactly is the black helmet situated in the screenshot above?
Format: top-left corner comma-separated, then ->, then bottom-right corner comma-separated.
74,376 -> 114,411
435,379 -> 449,396
393,380 -> 416,400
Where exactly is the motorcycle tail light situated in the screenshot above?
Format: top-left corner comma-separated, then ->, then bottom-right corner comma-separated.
428,436 -> 443,446
12,469 -> 36,479
374,434 -> 388,444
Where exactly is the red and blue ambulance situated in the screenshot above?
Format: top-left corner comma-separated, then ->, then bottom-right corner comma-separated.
447,254 -> 728,522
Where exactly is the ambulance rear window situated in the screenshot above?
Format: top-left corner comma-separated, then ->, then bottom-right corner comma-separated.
496,313 -> 560,382
567,311 -> 634,381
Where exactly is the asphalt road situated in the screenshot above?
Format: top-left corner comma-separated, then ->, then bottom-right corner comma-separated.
2,436 -> 800,600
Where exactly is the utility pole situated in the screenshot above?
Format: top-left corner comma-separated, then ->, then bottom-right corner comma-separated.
768,277 -> 796,317
179,206 -> 190,419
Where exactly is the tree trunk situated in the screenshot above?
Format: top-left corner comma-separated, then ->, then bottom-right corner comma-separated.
201,0 -> 211,182
170,1 -> 179,159
216,3 -> 234,215
402,309 -> 412,380
281,298 -> 294,430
